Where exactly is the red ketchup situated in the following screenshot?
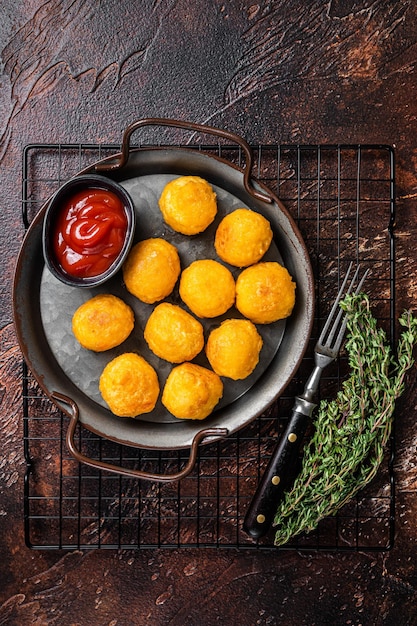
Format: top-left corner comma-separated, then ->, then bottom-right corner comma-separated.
53,188 -> 128,278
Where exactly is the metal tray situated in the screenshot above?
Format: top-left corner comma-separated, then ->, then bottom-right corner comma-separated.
15,122 -> 314,482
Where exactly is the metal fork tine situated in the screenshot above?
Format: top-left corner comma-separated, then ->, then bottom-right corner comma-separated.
318,262 -> 354,344
324,264 -> 358,344
355,267 -> 369,294
334,266 -> 369,342
326,265 -> 359,343
332,267 -> 370,349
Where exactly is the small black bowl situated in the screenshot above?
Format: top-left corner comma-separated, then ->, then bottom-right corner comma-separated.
43,174 -> 136,288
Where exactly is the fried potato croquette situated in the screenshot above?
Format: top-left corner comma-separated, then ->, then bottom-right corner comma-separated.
123,238 -> 180,304
72,294 -> 134,352
162,362 -> 223,420
144,302 -> 204,363
235,262 -> 296,324
206,319 -> 263,380
158,176 -> 217,235
99,353 -> 159,417
179,259 -> 235,318
214,208 -> 273,267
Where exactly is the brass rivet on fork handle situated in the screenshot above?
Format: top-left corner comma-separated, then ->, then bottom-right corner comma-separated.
243,263 -> 369,540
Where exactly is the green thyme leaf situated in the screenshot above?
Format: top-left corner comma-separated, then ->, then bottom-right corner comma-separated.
273,293 -> 417,547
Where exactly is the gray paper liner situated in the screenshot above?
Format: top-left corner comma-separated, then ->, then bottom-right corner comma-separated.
40,174 -> 286,424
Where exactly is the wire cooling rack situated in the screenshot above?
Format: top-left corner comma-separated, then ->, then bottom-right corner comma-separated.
21,142 -> 395,551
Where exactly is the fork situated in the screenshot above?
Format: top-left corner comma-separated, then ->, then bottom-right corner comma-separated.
243,262 -> 369,540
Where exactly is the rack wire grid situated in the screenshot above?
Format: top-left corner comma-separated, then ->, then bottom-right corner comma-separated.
21,141 -> 395,551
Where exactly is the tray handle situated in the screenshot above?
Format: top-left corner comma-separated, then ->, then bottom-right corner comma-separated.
95,117 -> 273,204
52,391 -> 228,482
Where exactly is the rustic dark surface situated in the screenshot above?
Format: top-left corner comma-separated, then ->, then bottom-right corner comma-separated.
2,1 -> 417,624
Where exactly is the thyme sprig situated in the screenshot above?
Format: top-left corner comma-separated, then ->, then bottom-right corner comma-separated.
273,293 -> 417,547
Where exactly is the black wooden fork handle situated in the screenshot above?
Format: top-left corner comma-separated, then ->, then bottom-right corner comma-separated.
243,397 -> 315,539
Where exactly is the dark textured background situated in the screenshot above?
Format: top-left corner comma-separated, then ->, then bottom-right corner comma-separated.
1,1 -> 417,624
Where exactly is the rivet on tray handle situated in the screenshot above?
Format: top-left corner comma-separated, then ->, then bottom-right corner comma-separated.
52,391 -> 229,482
95,117 -> 274,204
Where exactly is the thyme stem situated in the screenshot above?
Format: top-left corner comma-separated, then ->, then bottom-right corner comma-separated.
273,293 -> 417,547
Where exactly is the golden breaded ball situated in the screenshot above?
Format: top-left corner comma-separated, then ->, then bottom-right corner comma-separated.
162,362 -> 223,420
206,319 -> 263,380
123,238 -> 180,304
158,176 -> 217,235
99,353 -> 159,417
236,262 -> 296,324
144,303 -> 204,363
214,208 -> 273,267
72,294 -> 134,352
179,259 -> 235,318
